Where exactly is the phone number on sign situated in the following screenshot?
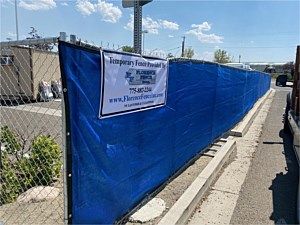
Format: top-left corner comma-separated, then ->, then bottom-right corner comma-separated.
129,87 -> 152,94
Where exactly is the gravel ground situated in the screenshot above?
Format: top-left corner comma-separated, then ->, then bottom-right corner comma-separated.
125,154 -> 213,225
0,182 -> 64,225
0,101 -> 64,225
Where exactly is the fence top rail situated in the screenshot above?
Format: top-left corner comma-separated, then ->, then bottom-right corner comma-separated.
0,36 -> 60,48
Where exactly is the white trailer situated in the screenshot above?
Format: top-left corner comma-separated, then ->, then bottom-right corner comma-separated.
0,46 -> 60,101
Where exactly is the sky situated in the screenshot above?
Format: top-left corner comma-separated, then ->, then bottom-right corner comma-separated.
0,0 -> 299,62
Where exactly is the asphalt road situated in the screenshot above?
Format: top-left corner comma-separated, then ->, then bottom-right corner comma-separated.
0,99 -> 62,149
230,88 -> 298,224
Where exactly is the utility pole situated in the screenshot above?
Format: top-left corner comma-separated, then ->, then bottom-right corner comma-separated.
142,30 -> 148,55
122,0 -> 152,54
181,36 -> 185,57
15,0 -> 19,40
133,0 -> 142,54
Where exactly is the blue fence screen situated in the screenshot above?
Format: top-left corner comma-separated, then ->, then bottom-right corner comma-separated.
59,42 -> 271,224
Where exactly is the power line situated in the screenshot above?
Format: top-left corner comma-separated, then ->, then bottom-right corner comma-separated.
166,46 -> 181,51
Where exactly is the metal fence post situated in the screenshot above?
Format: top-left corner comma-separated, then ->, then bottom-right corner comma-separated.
60,32 -> 67,42
70,35 -> 76,44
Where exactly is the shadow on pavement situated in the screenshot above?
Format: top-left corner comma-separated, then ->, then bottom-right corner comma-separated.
0,99 -> 33,107
0,99 -> 62,110
268,129 -> 298,224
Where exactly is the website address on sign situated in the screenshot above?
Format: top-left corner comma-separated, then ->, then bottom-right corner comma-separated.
109,93 -> 164,104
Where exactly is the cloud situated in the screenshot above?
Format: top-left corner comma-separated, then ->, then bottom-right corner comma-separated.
159,19 -> 179,30
97,0 -> 122,23
143,17 -> 160,29
147,29 -> 159,35
0,0 -> 13,8
187,22 -> 223,44
76,0 -> 96,16
19,0 -> 56,10
124,14 -> 134,30
191,22 -> 211,31
202,51 -> 215,61
60,2 -> 68,6
76,0 -> 122,23
168,35 -> 174,38
124,15 -> 179,34
4,32 -> 16,40
125,15 -> 160,33
7,32 -> 16,37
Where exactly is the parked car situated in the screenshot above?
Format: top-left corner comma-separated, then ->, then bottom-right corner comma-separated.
224,63 -> 253,70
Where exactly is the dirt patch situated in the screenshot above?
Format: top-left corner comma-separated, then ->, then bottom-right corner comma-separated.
0,177 -> 64,225
125,154 -> 212,225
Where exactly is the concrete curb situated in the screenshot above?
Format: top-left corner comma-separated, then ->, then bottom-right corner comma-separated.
158,140 -> 237,225
229,88 -> 274,137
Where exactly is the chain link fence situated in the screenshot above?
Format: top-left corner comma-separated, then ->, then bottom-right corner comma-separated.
0,33 -> 169,224
0,34 -> 66,225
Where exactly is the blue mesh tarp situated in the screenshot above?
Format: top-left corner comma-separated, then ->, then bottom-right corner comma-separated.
58,42 -> 271,224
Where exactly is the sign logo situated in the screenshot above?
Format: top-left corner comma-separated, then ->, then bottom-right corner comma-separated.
125,69 -> 156,85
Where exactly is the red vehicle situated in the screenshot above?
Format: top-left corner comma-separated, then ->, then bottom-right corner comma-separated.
276,45 -> 300,223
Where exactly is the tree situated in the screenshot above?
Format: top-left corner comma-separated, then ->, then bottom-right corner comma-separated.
283,61 -> 295,78
26,27 -> 53,51
28,27 -> 41,39
283,61 -> 294,72
183,48 -> 194,59
122,45 -> 134,53
214,49 -> 231,63
166,53 -> 174,59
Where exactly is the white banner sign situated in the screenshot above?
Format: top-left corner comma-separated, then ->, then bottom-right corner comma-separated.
99,50 -> 168,118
